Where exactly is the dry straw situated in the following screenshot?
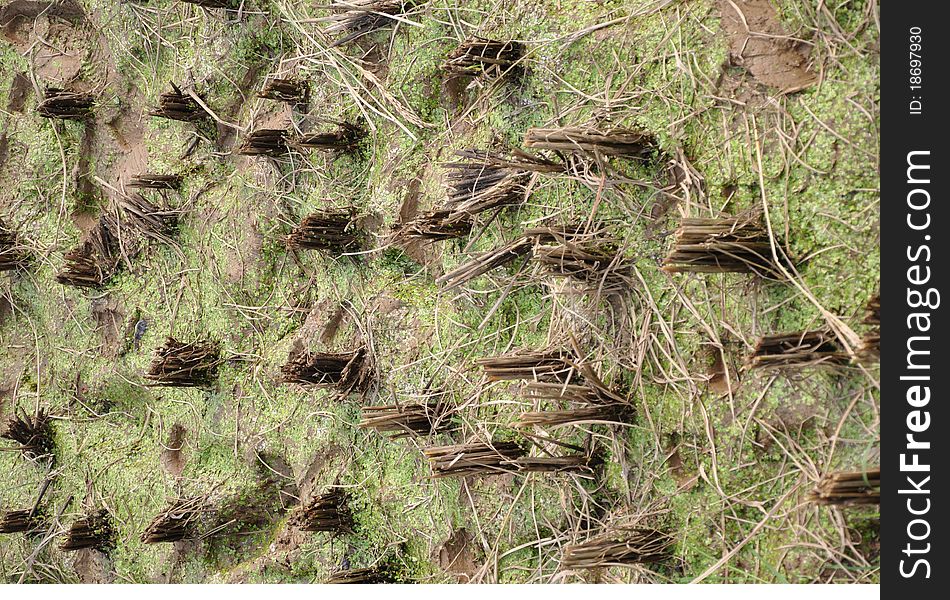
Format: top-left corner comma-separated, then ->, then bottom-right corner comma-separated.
2,408 -> 55,462
127,173 -> 183,190
443,39 -> 525,78
809,468 -> 880,506
524,126 -> 655,158
662,216 -> 789,278
280,347 -> 370,394
746,330 -> 849,370
359,403 -> 449,438
150,83 -> 208,123
55,214 -> 122,289
321,1 -> 417,47
561,526 -> 673,570
145,338 -> 221,388
0,218 -> 30,271
61,509 -> 115,551
290,489 -> 353,533
258,77 -> 310,104
287,209 -> 363,256
141,497 -> 207,544
37,88 -> 94,121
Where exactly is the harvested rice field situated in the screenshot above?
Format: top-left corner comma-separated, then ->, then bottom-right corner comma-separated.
0,0 -> 879,584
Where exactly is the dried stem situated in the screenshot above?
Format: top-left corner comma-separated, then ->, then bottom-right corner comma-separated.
662,216 -> 790,278
561,527 -> 673,570
443,38 -> 525,78
524,126 -> 655,158
141,497 -> 206,544
286,209 -> 363,255
61,509 -> 115,551
809,468 -> 880,506
746,330 -> 849,370
279,347 -> 370,394
290,489 -> 353,533
145,337 -> 221,388
37,88 -> 94,121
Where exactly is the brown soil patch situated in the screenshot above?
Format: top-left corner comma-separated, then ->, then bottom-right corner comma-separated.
6,72 -> 32,113
320,305 -> 346,345
373,295 -> 404,317
663,436 -> 697,490
69,208 -> 97,235
217,63 -> 263,153
437,527 -> 478,582
297,444 -> 341,503
73,548 -> 114,584
440,75 -> 469,116
105,110 -> 149,190
0,133 -> 8,170
1,1 -> 90,83
160,422 -> 187,478
90,296 -> 124,357
0,1 -> 85,43
705,345 -> 734,394
0,371 -> 14,419
288,300 -> 353,356
355,40 -> 390,80
251,449 -> 298,510
224,222 -> 264,283
75,121 -> 98,201
718,0 -> 817,93
393,176 -> 444,271
0,295 -> 12,326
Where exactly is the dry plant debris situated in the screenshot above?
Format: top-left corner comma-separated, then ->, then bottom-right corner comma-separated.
436,237 -> 533,291
1,409 -> 55,462
0,509 -> 45,535
746,330 -> 849,370
327,564 -> 399,584
127,173 -> 183,190
61,509 -> 115,551
286,209 -> 363,255
423,441 -> 526,478
857,292 -> 880,361
808,468 -> 880,506
141,497 -> 206,544
179,0 -> 236,9
662,216 -> 789,278
359,403 -> 448,438
442,149 -> 532,217
561,527 -> 673,570
321,1 -> 417,47
55,213 -> 122,289
297,122 -> 364,151
36,88 -> 94,121
118,193 -> 181,242
145,337 -> 221,387
524,127 -> 655,158
290,489 -> 353,533
279,347 -> 370,394
533,240 -> 630,292
424,441 -> 597,478
514,404 -> 630,428
238,128 -> 292,157
443,38 -> 525,78
258,77 -> 310,104
0,218 -> 30,271
476,348 -> 576,382
391,209 -> 474,242
150,83 -> 209,123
